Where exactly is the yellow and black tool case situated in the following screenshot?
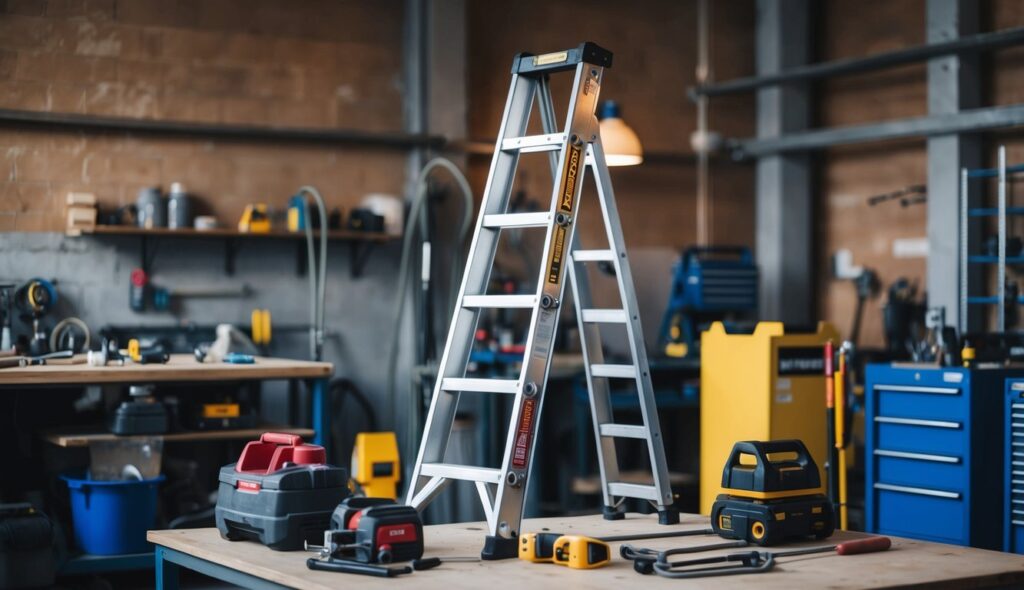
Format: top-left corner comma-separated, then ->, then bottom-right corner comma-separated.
711,440 -> 834,546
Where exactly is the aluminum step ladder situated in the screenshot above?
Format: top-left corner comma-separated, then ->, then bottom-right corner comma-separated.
406,42 -> 678,560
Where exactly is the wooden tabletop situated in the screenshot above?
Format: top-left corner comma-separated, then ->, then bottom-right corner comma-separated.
148,513 -> 1024,589
0,354 -> 332,386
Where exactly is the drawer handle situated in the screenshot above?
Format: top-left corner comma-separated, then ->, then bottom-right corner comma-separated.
874,449 -> 960,464
875,385 -> 960,395
874,416 -> 961,429
874,482 -> 961,499
1014,520 -> 1024,527
1013,402 -> 1024,408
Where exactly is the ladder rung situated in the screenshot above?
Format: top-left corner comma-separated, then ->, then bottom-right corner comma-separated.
420,463 -> 503,484
599,424 -> 647,439
441,377 -> 519,394
482,212 -> 550,229
608,482 -> 660,502
573,249 -> 615,262
463,295 -> 536,309
581,309 -> 627,323
591,364 -> 637,378
501,133 -> 566,153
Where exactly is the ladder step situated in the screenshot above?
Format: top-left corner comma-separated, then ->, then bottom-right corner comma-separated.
599,424 -> 647,439
501,133 -> 566,153
591,364 -> 637,378
441,377 -> 520,394
581,309 -> 627,323
420,463 -> 503,484
463,295 -> 536,309
573,249 -> 616,262
482,212 -> 550,229
608,482 -> 660,502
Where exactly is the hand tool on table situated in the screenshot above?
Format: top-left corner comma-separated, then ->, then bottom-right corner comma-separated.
312,497 -> 424,564
636,536 -> 891,579
306,557 -> 411,577
408,41 -> 678,561
620,539 -> 750,574
519,527 -> 715,567
825,341 -> 840,516
0,349 -> 74,369
711,440 -> 835,545
834,342 -> 850,530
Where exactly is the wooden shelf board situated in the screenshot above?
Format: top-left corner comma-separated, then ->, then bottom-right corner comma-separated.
77,225 -> 396,243
45,425 -> 315,447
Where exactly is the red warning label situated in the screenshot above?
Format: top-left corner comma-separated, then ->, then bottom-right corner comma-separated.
512,398 -> 538,469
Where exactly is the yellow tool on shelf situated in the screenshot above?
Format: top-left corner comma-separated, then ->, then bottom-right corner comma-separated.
251,309 -> 272,347
238,204 -> 271,233
351,432 -> 400,499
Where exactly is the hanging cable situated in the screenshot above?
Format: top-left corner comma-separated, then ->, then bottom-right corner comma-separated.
299,186 -> 329,361
694,0 -> 713,246
386,158 -> 474,463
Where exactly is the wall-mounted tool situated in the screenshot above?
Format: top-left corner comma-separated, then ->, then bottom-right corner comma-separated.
866,184 -> 926,208
238,204 -> 271,233
109,384 -> 169,435
351,432 -> 400,499
831,250 -> 879,348
15,278 -> 57,356
711,440 -> 835,545
216,433 -> 348,551
659,246 -> 758,359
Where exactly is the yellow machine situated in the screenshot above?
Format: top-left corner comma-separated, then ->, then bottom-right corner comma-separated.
699,321 -> 839,514
351,432 -> 400,499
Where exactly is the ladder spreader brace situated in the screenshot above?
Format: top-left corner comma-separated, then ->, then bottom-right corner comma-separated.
406,42 -> 679,560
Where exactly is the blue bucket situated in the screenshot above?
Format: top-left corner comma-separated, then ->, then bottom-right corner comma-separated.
61,472 -> 164,555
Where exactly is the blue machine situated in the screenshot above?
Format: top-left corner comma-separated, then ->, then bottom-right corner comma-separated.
865,364 -> 1024,550
658,246 -> 758,358
1006,379 -> 1024,553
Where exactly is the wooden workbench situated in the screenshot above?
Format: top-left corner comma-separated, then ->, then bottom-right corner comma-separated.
0,353 -> 332,386
148,513 -> 1024,589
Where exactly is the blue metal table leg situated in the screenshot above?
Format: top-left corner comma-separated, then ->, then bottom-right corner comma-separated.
155,547 -> 180,590
311,377 -> 330,456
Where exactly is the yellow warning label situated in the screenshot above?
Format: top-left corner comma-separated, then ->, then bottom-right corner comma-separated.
545,143 -> 582,285
560,144 -> 582,213
535,51 -> 568,66
547,226 -> 566,284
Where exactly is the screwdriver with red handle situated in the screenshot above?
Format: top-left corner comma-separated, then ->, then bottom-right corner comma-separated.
772,536 -> 892,558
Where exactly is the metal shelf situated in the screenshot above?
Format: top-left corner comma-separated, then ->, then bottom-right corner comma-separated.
75,225 -> 396,278
0,108 -> 444,150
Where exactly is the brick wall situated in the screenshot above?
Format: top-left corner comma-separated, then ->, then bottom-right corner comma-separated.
0,0 -> 407,231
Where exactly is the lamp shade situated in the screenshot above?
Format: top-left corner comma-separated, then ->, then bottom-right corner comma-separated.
597,101 -> 643,166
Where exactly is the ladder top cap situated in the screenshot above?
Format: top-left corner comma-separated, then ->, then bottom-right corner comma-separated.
512,42 -> 613,76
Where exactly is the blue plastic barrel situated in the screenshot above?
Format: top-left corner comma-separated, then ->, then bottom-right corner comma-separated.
61,473 -> 164,555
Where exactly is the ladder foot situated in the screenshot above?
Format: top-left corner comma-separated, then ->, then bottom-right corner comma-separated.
658,507 -> 680,525
481,535 -> 519,560
602,505 -> 625,520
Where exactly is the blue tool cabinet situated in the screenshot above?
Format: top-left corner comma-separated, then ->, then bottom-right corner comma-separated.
1006,379 -> 1024,553
866,364 -> 1023,549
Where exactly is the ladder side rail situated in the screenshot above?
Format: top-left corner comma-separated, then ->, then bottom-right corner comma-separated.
537,75 -> 561,177
407,73 -> 537,507
587,142 -> 675,508
566,231 -> 621,510
491,62 -> 603,539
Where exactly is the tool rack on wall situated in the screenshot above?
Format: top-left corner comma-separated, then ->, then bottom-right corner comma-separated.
960,145 -> 1024,333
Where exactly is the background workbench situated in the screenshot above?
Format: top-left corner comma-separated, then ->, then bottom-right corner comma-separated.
148,513 -> 1024,589
1,354 -> 333,577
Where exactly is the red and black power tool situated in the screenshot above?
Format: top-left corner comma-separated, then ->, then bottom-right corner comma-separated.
306,497 -> 425,577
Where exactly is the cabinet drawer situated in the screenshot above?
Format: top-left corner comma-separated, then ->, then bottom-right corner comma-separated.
874,483 -> 966,545
875,451 -> 965,492
874,383 -> 966,422
875,417 -> 966,456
